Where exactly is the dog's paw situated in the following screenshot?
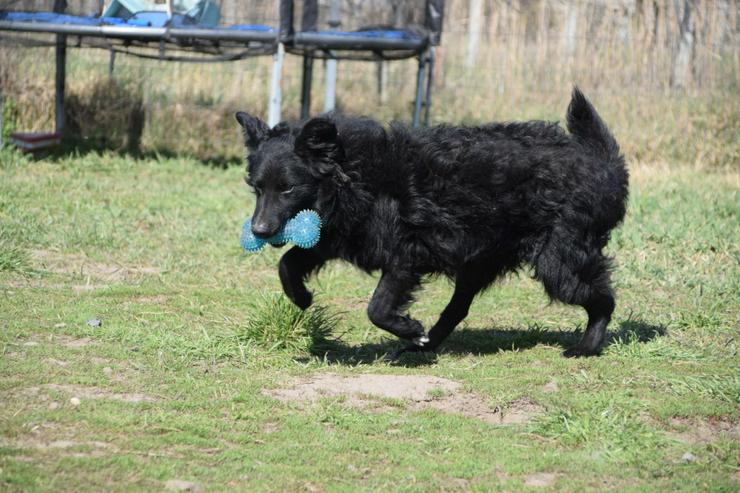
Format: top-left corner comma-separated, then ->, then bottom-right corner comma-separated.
292,291 -> 313,310
562,346 -> 601,358
384,343 -> 436,363
412,334 -> 430,346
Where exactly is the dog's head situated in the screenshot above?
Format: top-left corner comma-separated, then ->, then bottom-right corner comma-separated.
235,112 -> 344,238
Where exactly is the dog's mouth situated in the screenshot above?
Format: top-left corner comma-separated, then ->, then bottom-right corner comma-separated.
250,217 -> 284,239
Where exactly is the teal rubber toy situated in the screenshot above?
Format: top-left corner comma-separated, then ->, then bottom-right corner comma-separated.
240,209 -> 321,252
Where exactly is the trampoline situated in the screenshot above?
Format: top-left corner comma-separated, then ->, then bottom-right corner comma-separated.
0,2 -> 279,59
0,0 -> 445,139
0,0 -> 283,133
281,0 -> 444,126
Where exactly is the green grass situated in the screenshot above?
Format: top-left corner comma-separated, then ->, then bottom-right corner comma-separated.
238,293 -> 340,353
0,147 -> 738,492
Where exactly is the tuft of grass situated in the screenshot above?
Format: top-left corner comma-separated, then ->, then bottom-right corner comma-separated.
660,375 -> 740,404
535,392 -> 669,463
236,293 -> 340,353
0,237 -> 32,275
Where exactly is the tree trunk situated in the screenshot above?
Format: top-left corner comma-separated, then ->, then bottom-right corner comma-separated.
671,0 -> 695,88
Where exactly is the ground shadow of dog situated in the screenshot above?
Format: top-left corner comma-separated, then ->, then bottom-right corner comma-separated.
306,319 -> 666,367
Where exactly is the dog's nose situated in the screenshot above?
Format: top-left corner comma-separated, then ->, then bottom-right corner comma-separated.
251,222 -> 275,238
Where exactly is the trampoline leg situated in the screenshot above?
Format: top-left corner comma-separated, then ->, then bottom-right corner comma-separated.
53,0 -> 67,136
55,34 -> 66,136
301,55 -> 314,120
412,51 -> 427,128
268,43 -> 285,127
423,47 -> 435,127
108,50 -> 116,78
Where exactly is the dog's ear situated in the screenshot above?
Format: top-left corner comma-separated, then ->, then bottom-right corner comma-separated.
294,118 -> 344,174
235,111 -> 269,150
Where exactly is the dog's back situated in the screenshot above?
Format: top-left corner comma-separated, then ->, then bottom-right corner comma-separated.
324,88 -> 628,278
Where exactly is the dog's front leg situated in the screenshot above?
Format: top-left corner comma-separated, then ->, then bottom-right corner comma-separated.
278,247 -> 325,310
367,271 -> 428,344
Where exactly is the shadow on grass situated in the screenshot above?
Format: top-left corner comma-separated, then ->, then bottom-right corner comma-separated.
305,319 -> 667,367
36,139 -> 242,169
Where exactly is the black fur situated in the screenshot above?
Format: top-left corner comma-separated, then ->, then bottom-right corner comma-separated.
236,88 -> 629,358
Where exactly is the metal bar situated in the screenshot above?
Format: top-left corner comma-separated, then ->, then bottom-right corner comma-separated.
55,32 -> 66,135
268,43 -> 284,127
300,55 -> 314,120
0,21 -> 278,42
323,0 -> 340,113
423,47 -> 435,126
108,49 -> 115,77
52,0 -> 67,136
294,32 -> 426,51
324,58 -> 336,113
0,95 -> 4,149
412,52 -> 426,128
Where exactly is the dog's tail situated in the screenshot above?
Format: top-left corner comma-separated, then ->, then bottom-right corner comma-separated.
566,87 -> 629,226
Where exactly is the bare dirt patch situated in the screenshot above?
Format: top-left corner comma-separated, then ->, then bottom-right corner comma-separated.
19,383 -> 157,404
164,479 -> 204,492
0,438 -> 116,458
133,295 -> 169,304
58,336 -> 95,349
666,416 -> 739,444
524,472 -> 558,487
0,421 -> 118,459
32,249 -> 160,281
263,374 -> 543,425
44,358 -> 70,368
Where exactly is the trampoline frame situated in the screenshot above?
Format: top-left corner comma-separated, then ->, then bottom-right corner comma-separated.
0,0 -> 445,139
280,0 -> 444,127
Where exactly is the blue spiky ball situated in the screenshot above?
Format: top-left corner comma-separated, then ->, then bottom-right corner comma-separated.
240,210 -> 321,252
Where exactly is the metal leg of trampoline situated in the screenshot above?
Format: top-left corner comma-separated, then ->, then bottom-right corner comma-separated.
108,49 -> 116,78
55,34 -> 66,136
53,0 -> 66,136
423,47 -> 435,127
300,54 -> 314,120
412,50 -> 427,128
267,43 -> 284,127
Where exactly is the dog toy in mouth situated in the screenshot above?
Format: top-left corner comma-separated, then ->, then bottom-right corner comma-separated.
240,209 -> 321,252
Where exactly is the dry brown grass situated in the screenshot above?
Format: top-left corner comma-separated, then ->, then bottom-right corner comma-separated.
0,0 -> 736,166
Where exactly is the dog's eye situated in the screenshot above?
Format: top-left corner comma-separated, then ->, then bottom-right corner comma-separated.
281,187 -> 295,195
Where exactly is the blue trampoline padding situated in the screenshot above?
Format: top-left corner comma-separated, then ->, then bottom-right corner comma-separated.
229,24 -> 274,32
314,30 -> 420,40
0,11 -> 274,31
1,12 -> 102,25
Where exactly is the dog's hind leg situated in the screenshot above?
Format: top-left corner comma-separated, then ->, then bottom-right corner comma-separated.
367,271 -> 427,343
278,247 -> 326,310
534,240 -> 615,357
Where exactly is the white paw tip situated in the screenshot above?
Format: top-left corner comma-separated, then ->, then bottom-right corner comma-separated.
413,335 -> 430,346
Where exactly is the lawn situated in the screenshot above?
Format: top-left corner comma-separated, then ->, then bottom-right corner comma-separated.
0,148 -> 737,492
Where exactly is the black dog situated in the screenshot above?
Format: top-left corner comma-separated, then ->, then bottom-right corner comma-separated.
236,88 -> 628,358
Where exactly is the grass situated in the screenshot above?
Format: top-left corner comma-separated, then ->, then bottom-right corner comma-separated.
238,293 -> 340,353
0,145 -> 738,492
